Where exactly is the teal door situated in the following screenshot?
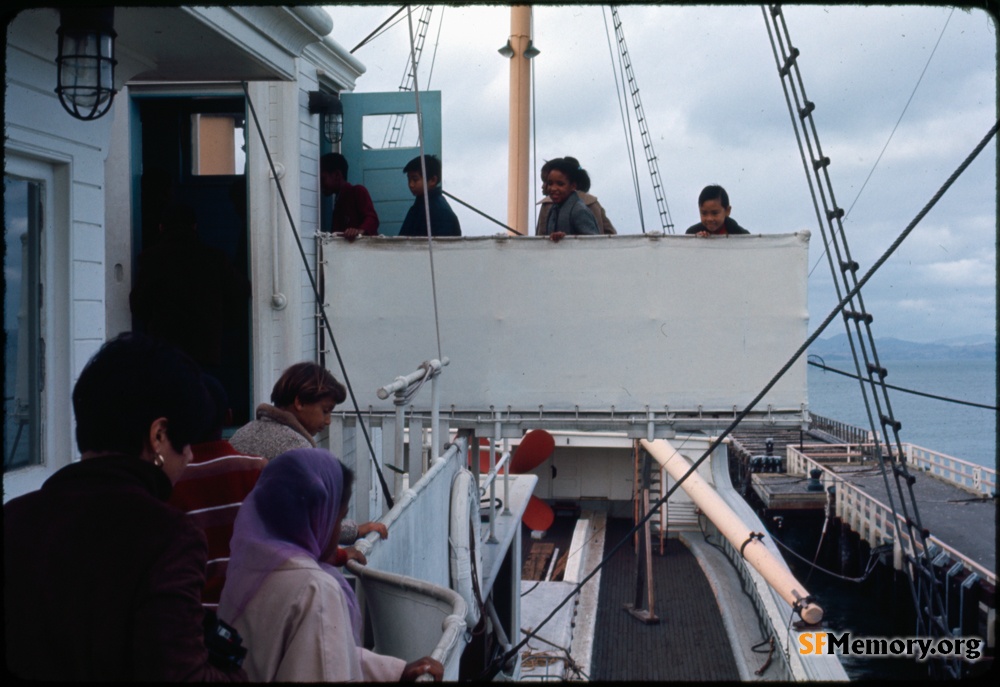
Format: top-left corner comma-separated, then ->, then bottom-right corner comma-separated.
341,91 -> 442,236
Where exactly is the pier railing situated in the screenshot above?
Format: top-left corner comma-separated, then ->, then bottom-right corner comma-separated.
903,444 -> 996,498
795,441 -> 995,498
786,446 -> 996,586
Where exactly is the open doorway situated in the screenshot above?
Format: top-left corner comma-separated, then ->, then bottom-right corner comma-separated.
131,94 -> 253,427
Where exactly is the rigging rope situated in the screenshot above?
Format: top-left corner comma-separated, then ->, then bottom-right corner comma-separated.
807,7 -> 955,278
406,5 -> 444,362
601,6 -> 646,234
808,358 -> 997,411
349,5 -> 408,54
241,82 -> 395,509
480,118 -> 997,681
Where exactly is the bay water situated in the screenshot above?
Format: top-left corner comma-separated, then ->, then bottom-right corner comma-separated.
789,356 -> 995,680
807,357 -> 996,470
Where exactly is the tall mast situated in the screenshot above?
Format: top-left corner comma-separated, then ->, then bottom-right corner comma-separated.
506,6 -> 532,236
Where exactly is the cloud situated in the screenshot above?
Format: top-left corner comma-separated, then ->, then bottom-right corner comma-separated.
925,258 -> 996,287
328,4 -> 996,342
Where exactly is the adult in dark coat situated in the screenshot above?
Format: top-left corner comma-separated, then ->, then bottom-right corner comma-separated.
4,333 -> 247,681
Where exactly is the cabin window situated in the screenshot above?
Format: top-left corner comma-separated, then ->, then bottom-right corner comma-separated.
3,175 -> 43,473
190,114 -> 246,176
362,113 -> 421,150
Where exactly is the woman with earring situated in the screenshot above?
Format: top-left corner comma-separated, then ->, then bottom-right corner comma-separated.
4,333 -> 246,681
219,448 -> 443,682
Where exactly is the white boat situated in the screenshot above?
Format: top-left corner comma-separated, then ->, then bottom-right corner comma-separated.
3,4 -> 993,681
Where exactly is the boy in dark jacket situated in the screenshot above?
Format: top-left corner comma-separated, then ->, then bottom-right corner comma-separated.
398,154 -> 461,237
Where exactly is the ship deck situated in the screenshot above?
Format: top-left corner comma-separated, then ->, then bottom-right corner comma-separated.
520,516 -> 745,681
589,518 -> 741,681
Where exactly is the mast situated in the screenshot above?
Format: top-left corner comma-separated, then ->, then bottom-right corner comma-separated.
505,6 -> 532,236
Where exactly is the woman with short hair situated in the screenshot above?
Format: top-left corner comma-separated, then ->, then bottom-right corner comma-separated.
4,332 -> 246,681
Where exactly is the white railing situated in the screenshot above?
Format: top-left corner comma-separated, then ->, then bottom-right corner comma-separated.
786,446 -> 996,586
792,442 -> 996,497
903,444 -> 996,497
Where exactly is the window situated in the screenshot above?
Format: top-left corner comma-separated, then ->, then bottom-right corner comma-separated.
3,175 -> 43,472
362,113 -> 421,150
191,113 -> 246,176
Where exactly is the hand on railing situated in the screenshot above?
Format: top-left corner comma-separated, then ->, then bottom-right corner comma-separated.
401,656 -> 444,682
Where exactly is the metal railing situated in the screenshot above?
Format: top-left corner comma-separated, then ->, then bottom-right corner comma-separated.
786,446 -> 995,586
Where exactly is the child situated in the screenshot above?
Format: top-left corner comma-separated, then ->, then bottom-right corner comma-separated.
540,157 -> 599,242
320,153 -> 380,240
535,156 -> 616,235
685,185 -> 751,237
398,154 -> 461,237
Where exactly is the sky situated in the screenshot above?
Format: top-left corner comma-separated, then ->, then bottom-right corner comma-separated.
323,3 -> 997,345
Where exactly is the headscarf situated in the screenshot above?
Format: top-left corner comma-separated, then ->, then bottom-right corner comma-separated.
219,448 -> 362,642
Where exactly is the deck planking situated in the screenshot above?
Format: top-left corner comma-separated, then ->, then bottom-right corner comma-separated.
590,518 -> 740,681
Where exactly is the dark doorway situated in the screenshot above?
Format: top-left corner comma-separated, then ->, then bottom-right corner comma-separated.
132,95 -> 253,427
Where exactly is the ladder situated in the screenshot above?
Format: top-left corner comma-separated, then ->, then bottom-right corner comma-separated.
763,4 -> 956,677
382,5 -> 434,149
610,6 -> 674,233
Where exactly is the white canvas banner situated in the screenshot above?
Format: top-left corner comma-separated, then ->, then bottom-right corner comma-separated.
321,233 -> 809,414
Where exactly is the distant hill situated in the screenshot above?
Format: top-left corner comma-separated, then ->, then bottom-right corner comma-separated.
809,334 -> 996,361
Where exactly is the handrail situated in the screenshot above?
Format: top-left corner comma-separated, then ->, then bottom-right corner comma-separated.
346,560 -> 467,680
786,446 -> 996,586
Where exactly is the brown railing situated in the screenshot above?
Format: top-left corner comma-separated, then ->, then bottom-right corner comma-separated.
809,413 -> 875,447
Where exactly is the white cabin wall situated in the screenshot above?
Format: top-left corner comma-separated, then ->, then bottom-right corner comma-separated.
246,78 -> 315,405
4,8 -> 113,498
296,68 -> 322,364
105,90 -> 134,340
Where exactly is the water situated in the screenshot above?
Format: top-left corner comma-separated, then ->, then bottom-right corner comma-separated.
787,356 -> 996,680
808,358 -> 996,469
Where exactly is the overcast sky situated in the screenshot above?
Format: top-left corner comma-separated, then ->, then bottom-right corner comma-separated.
324,4 -> 996,345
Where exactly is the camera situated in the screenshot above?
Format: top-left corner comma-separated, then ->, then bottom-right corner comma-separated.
202,609 -> 247,672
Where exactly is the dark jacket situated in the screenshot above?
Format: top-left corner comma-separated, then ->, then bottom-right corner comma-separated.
398,187 -> 461,237
545,191 -> 600,236
328,182 -> 380,235
4,455 -> 246,681
685,216 -> 751,235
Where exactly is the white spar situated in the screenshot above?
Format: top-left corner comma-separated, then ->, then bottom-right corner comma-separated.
639,438 -> 824,624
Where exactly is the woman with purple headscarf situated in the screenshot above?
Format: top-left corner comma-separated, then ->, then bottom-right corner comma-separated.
218,448 -> 442,681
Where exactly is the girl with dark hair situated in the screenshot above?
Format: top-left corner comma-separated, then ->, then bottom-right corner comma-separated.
4,333 -> 245,681
219,449 -> 443,682
535,157 -> 618,236
537,157 -> 600,241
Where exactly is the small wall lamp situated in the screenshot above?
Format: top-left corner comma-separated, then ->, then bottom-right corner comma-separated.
55,7 -> 117,121
308,91 -> 344,144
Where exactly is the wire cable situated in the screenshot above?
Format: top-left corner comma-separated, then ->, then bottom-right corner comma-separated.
807,8 -> 955,278
478,119 -> 997,681
808,359 -> 997,411
241,82 -> 395,509
405,5 -> 444,362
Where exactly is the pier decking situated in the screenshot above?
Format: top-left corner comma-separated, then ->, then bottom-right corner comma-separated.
733,426 -> 996,580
